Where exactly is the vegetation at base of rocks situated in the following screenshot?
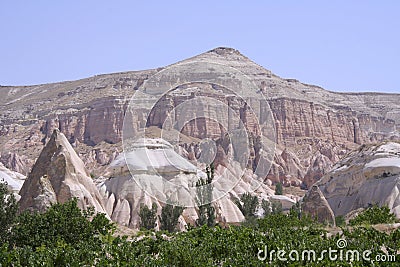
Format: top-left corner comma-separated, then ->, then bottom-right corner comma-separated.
261,198 -> 283,216
1,200 -> 398,266
139,203 -> 158,230
349,205 -> 397,226
289,201 -> 301,219
1,183 -> 399,266
0,182 -> 18,242
195,164 -> 215,227
233,192 -> 258,220
335,215 -> 346,227
275,182 -> 283,195
261,198 -> 271,216
9,198 -> 115,249
159,202 -> 185,232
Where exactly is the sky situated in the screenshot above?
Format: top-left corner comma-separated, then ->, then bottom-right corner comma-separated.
0,1 -> 399,93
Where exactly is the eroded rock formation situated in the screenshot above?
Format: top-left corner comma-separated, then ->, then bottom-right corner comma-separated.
98,138 -> 276,228
314,142 -> 400,218
18,130 -> 107,214
301,185 -> 336,225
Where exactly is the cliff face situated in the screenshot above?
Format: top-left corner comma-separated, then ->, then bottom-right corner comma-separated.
0,47 -> 399,186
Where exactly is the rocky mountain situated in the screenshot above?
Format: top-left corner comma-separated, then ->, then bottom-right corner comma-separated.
312,141 -> 400,218
0,47 -> 399,188
18,129 -> 107,214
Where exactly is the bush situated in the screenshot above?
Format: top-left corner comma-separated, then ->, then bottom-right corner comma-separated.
289,201 -> 301,219
261,199 -> 271,216
349,205 -> 396,226
195,164 -> 215,227
271,200 -> 283,215
139,203 -> 158,230
234,192 -> 258,220
275,182 -> 283,195
0,182 -> 18,244
335,215 -> 346,227
10,198 -> 114,248
159,202 -> 184,232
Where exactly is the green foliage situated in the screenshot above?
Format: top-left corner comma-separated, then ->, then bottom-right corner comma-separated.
261,199 -> 271,216
10,198 -> 114,248
234,192 -> 258,220
261,199 -> 283,217
349,205 -> 396,226
335,215 -> 346,227
271,200 -> 283,215
275,182 -> 283,195
1,192 -> 398,266
289,201 -> 301,219
195,164 -> 215,227
0,182 -> 18,244
1,207 -> 399,266
139,203 -> 158,230
159,202 -> 184,232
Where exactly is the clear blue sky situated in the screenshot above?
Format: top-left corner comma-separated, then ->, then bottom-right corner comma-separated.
0,1 -> 399,93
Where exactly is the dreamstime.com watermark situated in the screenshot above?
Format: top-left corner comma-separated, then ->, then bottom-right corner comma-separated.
257,239 -> 397,263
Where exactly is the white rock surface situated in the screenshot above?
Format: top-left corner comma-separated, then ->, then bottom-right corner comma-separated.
99,138 -> 275,229
0,162 -> 25,193
269,195 -> 296,211
316,142 -> 400,218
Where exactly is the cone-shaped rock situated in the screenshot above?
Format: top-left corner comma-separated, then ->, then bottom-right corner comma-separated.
302,185 -> 336,225
19,129 -> 106,214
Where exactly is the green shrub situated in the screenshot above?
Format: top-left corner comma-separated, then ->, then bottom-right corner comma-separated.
349,205 -> 396,226
195,164 -> 215,227
275,182 -> 283,195
0,182 -> 18,244
335,215 -> 346,227
234,192 -> 258,220
139,203 -> 158,230
10,198 -> 114,248
159,202 -> 184,232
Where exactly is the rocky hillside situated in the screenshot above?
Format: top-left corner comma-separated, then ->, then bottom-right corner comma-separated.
1,47 -> 399,187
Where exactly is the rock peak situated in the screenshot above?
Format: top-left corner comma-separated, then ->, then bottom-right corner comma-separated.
18,129 -> 107,214
206,47 -> 243,57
